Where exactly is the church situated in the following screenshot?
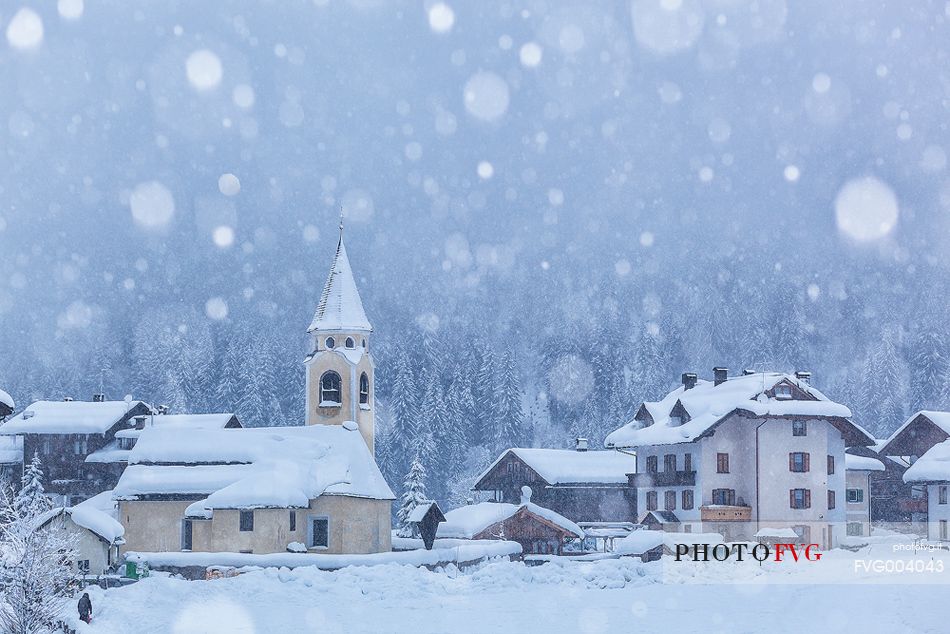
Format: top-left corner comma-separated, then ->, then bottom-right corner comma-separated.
114,227 -> 395,556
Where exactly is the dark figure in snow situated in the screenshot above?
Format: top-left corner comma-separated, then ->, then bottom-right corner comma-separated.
78,593 -> 92,624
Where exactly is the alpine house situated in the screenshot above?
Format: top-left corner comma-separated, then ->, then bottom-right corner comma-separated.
605,369 -> 874,548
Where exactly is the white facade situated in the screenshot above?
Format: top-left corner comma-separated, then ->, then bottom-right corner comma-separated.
926,484 -> 950,542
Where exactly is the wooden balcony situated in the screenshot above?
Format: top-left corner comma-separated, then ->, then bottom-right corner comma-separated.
700,505 -> 752,522
631,470 -> 696,488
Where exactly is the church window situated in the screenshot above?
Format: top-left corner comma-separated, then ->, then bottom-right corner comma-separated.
345,337 -> 355,349
359,372 -> 370,404
320,371 -> 342,405
325,336 -> 335,349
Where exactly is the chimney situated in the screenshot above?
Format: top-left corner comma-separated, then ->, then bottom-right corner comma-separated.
92,393 -> 105,403
681,372 -> 698,390
713,367 -> 729,386
133,415 -> 147,430
742,369 -> 755,376
520,486 -> 533,505
575,437 -> 589,452
795,371 -> 812,385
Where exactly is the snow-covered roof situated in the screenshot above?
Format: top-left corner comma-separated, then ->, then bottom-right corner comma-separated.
475,448 -> 636,487
614,529 -> 664,555
407,500 -> 444,523
0,436 -> 22,463
879,411 -> 950,456
84,440 -> 130,464
438,498 -> 583,540
845,452 -> 886,472
605,372 -> 862,448
0,400 -> 148,435
754,527 -> 799,539
37,490 -> 124,544
114,413 -> 238,439
114,425 -> 394,508
0,388 -> 14,410
307,236 -> 372,333
903,439 -> 950,484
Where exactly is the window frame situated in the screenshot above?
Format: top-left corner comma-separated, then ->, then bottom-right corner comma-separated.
290,511 -> 297,532
239,510 -> 254,532
645,456 -> 658,474
664,490 -> 676,511
319,371 -> 343,406
827,455 -> 835,475
712,488 -> 736,506
790,488 -> 811,509
847,522 -> 864,537
345,337 -> 355,348
827,489 -> 836,510
939,486 -> 947,505
325,336 -> 335,349
359,372 -> 370,405
663,454 -> 676,473
181,519 -> 193,550
792,420 -> 807,436
846,488 -> 864,504
683,453 -> 692,472
682,489 -> 694,510
646,491 -> 658,511
716,453 -> 729,474
308,515 -> 330,549
789,452 -> 810,473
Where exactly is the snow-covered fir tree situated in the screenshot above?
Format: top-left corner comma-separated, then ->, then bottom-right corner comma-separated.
395,456 -> 428,538
15,453 -> 52,519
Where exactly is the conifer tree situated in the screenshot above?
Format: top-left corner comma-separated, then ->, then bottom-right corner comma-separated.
495,350 -> 526,451
395,456 -> 428,538
388,348 -> 420,478
15,453 -> 52,519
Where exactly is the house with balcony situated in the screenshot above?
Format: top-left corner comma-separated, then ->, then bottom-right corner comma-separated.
472,441 -> 637,523
605,368 -> 875,548
844,450 -> 885,539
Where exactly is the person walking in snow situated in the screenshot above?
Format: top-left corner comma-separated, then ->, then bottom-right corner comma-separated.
78,593 -> 92,624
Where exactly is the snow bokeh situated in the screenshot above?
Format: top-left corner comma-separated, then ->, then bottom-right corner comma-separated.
129,181 -> 175,230
834,177 -> 900,242
186,49 -> 224,91
5,8 -> 44,50
463,72 -> 510,122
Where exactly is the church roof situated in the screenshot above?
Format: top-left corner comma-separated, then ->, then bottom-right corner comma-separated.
307,236 -> 372,333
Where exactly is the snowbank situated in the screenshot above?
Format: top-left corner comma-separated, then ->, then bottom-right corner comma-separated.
904,438 -> 950,483
125,540 -> 521,571
614,530 -> 665,555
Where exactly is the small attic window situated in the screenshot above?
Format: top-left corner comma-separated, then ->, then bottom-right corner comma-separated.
669,415 -> 683,427
345,337 -> 355,349
325,337 -> 335,349
774,385 -> 792,400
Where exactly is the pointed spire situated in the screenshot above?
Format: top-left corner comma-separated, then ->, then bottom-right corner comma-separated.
307,222 -> 372,334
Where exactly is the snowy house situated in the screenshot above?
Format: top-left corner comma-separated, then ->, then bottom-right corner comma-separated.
304,227 -> 376,453
843,451 -> 885,539
901,434 -> 950,543
89,412 -> 242,466
605,369 -> 875,548
437,487 -> 583,555
0,388 -> 13,420
37,490 -> 125,576
473,445 -> 637,523
0,436 -> 23,484
879,411 -> 950,527
0,398 -> 152,505
113,423 -> 395,556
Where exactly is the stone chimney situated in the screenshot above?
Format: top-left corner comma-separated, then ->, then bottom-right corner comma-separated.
795,371 -> 812,385
681,372 -> 698,390
575,437 -> 589,452
713,367 -> 728,386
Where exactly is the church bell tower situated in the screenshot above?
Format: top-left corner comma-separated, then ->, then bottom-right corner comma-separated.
305,222 -> 375,453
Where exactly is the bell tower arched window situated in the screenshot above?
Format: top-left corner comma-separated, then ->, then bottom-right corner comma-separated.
319,371 -> 342,406
359,372 -> 370,405
345,337 -> 355,349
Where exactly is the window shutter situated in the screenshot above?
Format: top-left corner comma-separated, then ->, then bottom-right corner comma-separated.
789,490 -> 794,508
804,453 -> 810,472
789,453 -> 794,471
805,489 -> 811,509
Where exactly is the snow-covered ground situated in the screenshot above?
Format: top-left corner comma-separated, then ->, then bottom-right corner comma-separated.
69,534 -> 948,633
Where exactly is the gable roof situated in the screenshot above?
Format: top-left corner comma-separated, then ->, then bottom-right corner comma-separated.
114,413 -> 240,440
0,400 -> 149,435
407,500 -> 446,524
113,424 -> 394,509
879,411 -> 950,457
903,439 -> 950,484
437,501 -> 583,540
605,372 -> 867,448
37,490 -> 124,544
307,236 -> 371,333
642,510 -> 679,524
474,448 -> 636,488
845,452 -> 886,472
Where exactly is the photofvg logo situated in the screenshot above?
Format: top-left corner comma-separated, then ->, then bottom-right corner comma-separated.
674,542 -> 823,563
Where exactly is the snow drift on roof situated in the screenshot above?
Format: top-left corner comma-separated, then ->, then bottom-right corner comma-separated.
114,413 -> 237,439
307,237 -> 372,333
114,425 -> 394,507
0,436 -> 23,463
0,400 -> 146,435
0,389 -> 13,410
614,529 -> 664,555
437,501 -> 583,540
476,448 -> 635,486
605,372 -> 854,448
903,439 -> 950,484
69,490 -> 124,543
845,453 -> 885,472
